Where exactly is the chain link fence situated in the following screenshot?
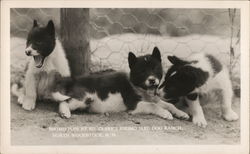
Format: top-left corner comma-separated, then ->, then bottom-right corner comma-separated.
10,8 -> 240,92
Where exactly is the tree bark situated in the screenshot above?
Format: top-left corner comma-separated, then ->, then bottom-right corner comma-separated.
60,8 -> 90,77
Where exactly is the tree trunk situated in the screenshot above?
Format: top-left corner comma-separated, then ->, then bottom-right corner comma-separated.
60,8 -> 90,77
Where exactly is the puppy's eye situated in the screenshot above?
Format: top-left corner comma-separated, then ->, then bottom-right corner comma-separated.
35,42 -> 43,45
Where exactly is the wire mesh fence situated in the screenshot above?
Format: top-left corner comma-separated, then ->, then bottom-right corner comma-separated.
10,8 -> 240,90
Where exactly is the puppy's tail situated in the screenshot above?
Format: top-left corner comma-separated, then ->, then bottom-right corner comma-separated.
11,83 -> 24,98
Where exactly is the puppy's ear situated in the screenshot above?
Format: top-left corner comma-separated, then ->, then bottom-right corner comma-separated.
33,20 -> 38,27
168,56 -> 188,65
46,20 -> 55,36
152,47 -> 161,62
128,52 -> 137,69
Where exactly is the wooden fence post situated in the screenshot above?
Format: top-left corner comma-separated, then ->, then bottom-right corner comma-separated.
60,8 -> 90,77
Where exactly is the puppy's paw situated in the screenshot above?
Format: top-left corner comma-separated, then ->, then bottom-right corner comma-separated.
59,110 -> 71,119
22,97 -> 36,110
17,94 -> 24,105
192,116 -> 207,128
174,110 -> 190,120
223,110 -> 238,121
160,110 -> 173,120
59,103 -> 71,119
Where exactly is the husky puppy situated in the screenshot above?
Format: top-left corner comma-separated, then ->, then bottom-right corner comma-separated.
158,53 -> 239,127
52,47 -> 189,120
12,20 -> 70,110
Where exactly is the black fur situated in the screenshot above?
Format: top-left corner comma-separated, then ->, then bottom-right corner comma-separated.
186,93 -> 198,101
54,47 -> 163,111
55,71 -> 141,110
206,54 -> 222,75
161,56 -> 208,100
26,20 -> 56,58
128,47 -> 163,90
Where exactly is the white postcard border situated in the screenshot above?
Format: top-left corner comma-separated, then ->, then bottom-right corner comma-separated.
1,1 -> 249,154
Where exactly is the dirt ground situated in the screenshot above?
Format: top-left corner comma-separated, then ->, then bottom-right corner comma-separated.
10,36 -> 240,145
11,95 -> 240,145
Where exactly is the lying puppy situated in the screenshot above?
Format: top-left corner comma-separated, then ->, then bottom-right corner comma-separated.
52,47 -> 189,120
12,20 -> 71,110
158,53 -> 238,127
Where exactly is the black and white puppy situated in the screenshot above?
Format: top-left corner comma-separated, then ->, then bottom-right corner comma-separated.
52,47 -> 189,120
12,20 -> 71,110
158,53 -> 238,127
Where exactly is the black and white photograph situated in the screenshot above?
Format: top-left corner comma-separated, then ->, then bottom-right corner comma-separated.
1,0 -> 249,154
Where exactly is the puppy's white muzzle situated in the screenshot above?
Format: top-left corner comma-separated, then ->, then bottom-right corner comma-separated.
25,45 -> 39,56
145,75 -> 160,87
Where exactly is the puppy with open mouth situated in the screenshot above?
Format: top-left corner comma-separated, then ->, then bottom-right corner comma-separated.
12,20 -> 71,110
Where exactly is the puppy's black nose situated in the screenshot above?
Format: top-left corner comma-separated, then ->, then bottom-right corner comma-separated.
25,50 -> 31,56
149,79 -> 156,85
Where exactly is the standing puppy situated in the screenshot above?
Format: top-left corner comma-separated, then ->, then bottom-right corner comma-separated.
12,20 -> 70,110
159,53 -> 238,127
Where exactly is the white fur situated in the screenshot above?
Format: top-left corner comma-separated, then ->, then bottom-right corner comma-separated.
129,101 -> 173,120
58,96 -> 91,118
59,102 -> 71,118
183,53 -> 238,127
11,84 -> 25,104
145,75 -> 160,87
27,39 -> 70,76
157,100 -> 189,119
58,92 -> 127,118
68,98 -> 89,110
88,93 -> 127,113
25,45 -> 39,56
56,90 -> 189,119
169,71 -> 177,77
14,39 -> 71,110
186,97 -> 207,128
52,92 -> 71,101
